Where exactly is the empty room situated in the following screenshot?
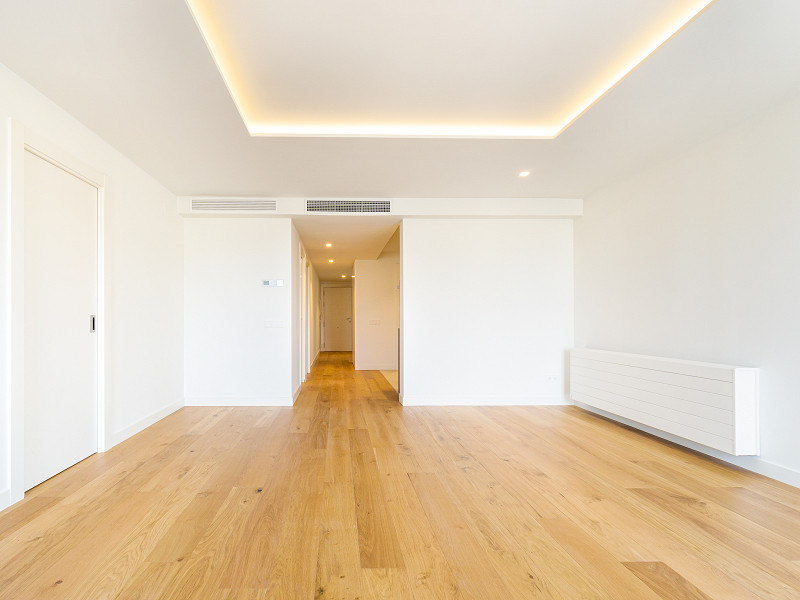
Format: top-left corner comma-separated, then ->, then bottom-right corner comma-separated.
1,1 -> 800,598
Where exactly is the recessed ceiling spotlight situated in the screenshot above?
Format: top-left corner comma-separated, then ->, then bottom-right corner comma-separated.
328,259 -> 334,263
519,170 -> 531,177
341,275 -> 346,278
351,275 -> 355,278
325,243 -> 332,247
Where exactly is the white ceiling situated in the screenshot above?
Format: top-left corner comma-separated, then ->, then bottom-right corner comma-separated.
0,0 -> 797,199
0,1 -> 798,278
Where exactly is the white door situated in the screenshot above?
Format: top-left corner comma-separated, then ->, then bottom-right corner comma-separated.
24,150 -> 98,491
323,286 -> 353,351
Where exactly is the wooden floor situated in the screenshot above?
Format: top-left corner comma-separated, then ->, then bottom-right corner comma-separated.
2,352 -> 800,599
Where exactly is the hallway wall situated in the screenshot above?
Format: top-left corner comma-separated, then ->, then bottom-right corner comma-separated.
353,256 -> 399,370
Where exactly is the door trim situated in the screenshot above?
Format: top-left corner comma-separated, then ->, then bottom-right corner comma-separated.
7,121 -> 107,505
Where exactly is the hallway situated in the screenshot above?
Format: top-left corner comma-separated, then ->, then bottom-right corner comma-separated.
1,352 -> 799,599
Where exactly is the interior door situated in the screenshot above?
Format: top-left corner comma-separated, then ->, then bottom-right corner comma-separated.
323,286 -> 353,351
24,150 -> 98,491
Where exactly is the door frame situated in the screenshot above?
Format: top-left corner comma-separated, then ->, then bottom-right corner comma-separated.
304,260 -> 312,377
7,121 -> 106,504
299,246 -> 307,383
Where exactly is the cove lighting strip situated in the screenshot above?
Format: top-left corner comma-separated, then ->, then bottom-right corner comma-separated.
185,0 -> 716,139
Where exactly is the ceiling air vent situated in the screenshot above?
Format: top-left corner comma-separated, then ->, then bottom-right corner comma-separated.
306,199 -> 391,213
191,198 -> 278,212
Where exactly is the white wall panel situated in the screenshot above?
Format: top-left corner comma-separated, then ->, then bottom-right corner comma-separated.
401,218 -> 573,405
184,218 -> 293,405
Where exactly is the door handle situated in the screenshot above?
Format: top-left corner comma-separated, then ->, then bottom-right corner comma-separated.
90,315 -> 96,332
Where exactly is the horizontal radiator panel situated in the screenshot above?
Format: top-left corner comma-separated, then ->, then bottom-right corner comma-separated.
570,348 -> 758,456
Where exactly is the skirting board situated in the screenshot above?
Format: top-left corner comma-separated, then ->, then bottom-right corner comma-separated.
400,395 -> 570,407
576,402 -> 800,489
0,488 -> 10,512
355,363 -> 399,371
185,397 -> 294,407
108,400 -> 184,449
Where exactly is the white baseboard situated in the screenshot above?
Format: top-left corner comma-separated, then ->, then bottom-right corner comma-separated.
0,488 -> 10,512
576,402 -> 800,489
108,400 -> 184,449
292,385 -> 302,405
185,396 -> 293,407
355,363 -> 398,371
400,395 -> 570,407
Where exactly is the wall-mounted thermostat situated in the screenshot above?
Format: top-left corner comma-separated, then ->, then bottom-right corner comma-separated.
262,279 -> 285,287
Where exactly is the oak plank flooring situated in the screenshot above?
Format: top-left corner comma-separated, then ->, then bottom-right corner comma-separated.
0,496 -> 61,540
624,561 -> 715,600
351,431 -> 405,569
408,471 -> 518,600
315,482 -> 363,600
1,351 -> 800,599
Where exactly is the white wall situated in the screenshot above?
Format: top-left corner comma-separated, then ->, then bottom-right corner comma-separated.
184,217 -> 294,405
354,256 -> 399,370
401,218 -> 574,405
104,176 -> 184,446
0,62 -> 184,508
574,96 -> 800,486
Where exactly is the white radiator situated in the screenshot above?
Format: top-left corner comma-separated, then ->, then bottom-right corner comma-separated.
570,348 -> 759,456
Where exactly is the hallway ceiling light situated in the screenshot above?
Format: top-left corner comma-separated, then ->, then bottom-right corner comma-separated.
328,259 -> 334,263
341,275 -> 346,278
325,243 -> 332,247
519,170 -> 531,177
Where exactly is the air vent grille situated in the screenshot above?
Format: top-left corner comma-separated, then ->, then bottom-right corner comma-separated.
191,198 -> 277,212
306,199 -> 391,213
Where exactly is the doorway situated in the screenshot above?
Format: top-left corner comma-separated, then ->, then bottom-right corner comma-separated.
23,148 -> 99,490
322,285 -> 353,352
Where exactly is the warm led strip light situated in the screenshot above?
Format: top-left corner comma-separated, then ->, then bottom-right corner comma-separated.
185,0 -> 716,139
246,123 -> 555,139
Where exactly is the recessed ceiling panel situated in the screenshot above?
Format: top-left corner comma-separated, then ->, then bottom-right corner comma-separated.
187,0 -> 714,137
